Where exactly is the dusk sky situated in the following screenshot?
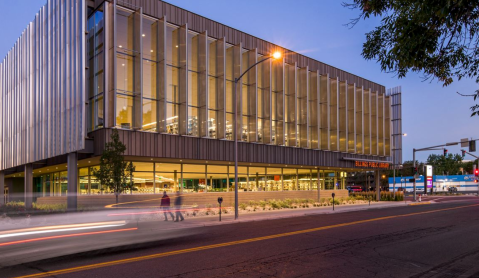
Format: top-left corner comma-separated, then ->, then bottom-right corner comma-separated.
1,0 -> 477,163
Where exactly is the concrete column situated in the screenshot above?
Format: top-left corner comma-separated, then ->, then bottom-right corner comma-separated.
24,164 -> 33,209
376,170 -> 380,201
67,152 -> 78,211
0,171 -> 4,205
281,168 -> 284,191
317,170 -> 320,202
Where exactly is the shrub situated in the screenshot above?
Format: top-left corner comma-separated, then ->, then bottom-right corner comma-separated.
239,203 -> 248,210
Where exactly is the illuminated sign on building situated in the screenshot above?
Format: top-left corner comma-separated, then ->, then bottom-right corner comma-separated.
425,165 -> 433,189
355,161 -> 390,169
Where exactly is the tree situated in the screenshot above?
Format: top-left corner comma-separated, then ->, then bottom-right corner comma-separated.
426,153 -> 463,175
344,0 -> 479,116
92,129 -> 135,203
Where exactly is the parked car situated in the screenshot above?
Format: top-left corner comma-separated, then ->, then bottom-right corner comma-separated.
347,186 -> 363,193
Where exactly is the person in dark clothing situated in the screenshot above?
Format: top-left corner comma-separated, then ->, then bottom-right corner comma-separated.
174,191 -> 184,222
160,191 -> 174,221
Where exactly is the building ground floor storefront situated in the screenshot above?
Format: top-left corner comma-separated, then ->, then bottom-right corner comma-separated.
0,156 -> 379,208
4,158 -> 350,195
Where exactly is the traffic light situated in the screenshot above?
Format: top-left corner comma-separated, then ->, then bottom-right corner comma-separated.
461,150 -> 466,158
413,166 -> 418,175
475,169 -> 479,177
443,148 -> 448,156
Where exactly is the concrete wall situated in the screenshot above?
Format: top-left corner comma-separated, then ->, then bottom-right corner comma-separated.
36,190 -> 349,209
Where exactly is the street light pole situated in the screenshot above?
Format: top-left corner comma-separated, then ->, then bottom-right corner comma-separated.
234,52 -> 281,220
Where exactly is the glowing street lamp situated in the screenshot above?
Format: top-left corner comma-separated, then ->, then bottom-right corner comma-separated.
234,51 -> 282,220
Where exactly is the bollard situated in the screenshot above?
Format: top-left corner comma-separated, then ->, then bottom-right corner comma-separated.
332,193 -> 336,211
218,197 -> 223,222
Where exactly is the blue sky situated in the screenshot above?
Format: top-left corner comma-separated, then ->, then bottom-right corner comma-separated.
1,0 -> 477,162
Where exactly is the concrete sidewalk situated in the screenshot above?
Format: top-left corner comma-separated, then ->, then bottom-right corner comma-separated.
0,201 -> 413,268
124,201 -> 412,231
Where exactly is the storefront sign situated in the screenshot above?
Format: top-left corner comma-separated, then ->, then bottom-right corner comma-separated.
355,161 -> 390,169
274,175 -> 280,181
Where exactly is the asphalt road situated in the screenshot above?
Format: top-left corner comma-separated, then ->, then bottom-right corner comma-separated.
3,198 -> 479,278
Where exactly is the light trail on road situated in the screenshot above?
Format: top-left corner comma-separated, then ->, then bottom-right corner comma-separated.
0,221 -> 127,239
0,228 -> 137,247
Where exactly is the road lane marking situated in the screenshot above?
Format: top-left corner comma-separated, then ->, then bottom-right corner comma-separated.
408,202 -> 431,206
0,228 -> 137,247
14,203 -> 479,278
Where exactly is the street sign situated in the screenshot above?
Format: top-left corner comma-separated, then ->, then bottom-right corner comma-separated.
470,140 -> 476,152
461,138 -> 469,147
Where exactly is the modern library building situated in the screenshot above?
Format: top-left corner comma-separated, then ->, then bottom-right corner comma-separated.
0,0 -> 402,208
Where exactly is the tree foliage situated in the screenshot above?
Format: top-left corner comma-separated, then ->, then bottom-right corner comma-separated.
426,153 -> 463,175
384,156 -> 478,177
92,129 -> 135,203
345,0 -> 479,116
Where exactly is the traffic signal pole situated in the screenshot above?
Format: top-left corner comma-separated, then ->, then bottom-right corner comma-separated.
412,142 -> 459,202
413,149 -> 416,202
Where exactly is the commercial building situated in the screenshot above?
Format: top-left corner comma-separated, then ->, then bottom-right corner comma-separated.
0,0 -> 402,208
388,175 -> 479,193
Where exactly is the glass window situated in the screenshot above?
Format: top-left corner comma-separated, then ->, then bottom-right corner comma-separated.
183,164 -> 206,173
143,59 -> 157,99
132,172 -> 154,194
226,80 -> 233,113
230,173 -> 248,192
283,168 -> 297,191
248,167 -> 266,191
79,168 -> 89,195
116,9 -> 134,51
142,99 -> 157,131
324,171 -> 336,190
266,167 -> 282,191
228,166 -> 248,174
116,94 -> 134,129
60,171 -> 68,196
117,53 -> 134,93
182,172 -> 206,193
208,110 -> 217,138
142,18 -> 157,61
207,165 -> 228,192
87,9 -> 105,132
188,71 -> 199,107
298,169 -> 311,190
156,171 -> 180,193
166,103 -> 179,134
133,162 -> 154,172
209,76 -> 217,109
188,107 -> 198,136
155,163 -> 181,172
90,166 -> 102,194
166,66 -> 180,102
166,25 -> 179,66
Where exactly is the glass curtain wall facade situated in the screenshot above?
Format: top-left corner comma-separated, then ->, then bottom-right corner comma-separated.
30,162 -> 349,195
87,4 -> 392,155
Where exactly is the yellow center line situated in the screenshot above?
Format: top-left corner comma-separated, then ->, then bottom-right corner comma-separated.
14,203 -> 479,278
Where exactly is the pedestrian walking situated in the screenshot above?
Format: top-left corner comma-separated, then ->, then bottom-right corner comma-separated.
174,191 -> 184,222
160,191 -> 174,221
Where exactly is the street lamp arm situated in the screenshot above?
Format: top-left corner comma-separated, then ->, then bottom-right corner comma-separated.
235,56 -> 272,83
